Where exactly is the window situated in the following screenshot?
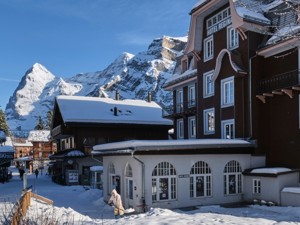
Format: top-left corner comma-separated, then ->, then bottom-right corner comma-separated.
152,162 -> 177,201
190,161 -> 212,198
177,119 -> 184,139
203,70 -> 214,97
182,59 -> 188,73
253,179 -> 261,194
224,160 -> 242,195
176,89 -> 183,113
204,36 -> 214,61
221,76 -> 234,107
188,117 -> 196,139
125,164 -> 134,200
203,108 -> 215,134
221,119 -> 235,139
207,7 -> 231,35
188,85 -> 196,107
227,26 -> 239,50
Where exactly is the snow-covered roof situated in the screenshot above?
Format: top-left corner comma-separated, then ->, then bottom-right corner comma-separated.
0,137 -> 14,152
163,69 -> 197,89
56,95 -> 172,126
50,149 -> 85,159
92,139 -> 254,155
251,167 -> 291,174
27,130 -> 51,142
13,140 -> 33,147
0,145 -> 14,152
282,187 -> 300,194
233,0 -> 271,25
90,166 -> 103,171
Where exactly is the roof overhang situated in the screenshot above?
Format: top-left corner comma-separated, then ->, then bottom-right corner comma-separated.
92,139 -> 255,156
257,37 -> 300,58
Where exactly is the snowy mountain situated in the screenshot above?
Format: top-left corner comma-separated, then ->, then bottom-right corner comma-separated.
5,36 -> 187,133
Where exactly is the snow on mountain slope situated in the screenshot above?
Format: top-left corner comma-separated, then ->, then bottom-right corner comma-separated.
5,36 -> 187,133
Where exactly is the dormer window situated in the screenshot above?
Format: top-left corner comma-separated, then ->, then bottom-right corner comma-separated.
182,59 -> 188,73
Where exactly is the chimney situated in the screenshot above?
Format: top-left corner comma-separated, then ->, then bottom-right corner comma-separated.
115,91 -> 120,100
114,107 -> 118,116
147,91 -> 152,102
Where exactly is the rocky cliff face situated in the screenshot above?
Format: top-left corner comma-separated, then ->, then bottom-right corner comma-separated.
5,36 -> 187,133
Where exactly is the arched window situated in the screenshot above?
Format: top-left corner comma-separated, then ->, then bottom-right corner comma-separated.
223,160 -> 242,195
190,161 -> 212,198
152,162 -> 177,201
125,163 -> 133,201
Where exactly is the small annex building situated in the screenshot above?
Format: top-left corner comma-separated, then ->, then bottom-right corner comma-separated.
92,139 -> 266,211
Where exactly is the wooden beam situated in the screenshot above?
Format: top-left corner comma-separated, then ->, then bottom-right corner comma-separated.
292,86 -> 300,91
282,89 -> 293,98
263,93 -> 273,97
272,90 -> 282,95
256,95 -> 266,103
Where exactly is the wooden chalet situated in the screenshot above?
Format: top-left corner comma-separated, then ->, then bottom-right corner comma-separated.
50,95 -> 172,185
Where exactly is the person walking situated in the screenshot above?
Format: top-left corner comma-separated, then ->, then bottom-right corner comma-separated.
34,169 -> 39,179
108,189 -> 125,219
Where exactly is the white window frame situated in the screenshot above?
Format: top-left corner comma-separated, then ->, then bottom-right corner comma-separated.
204,36 -> 214,62
224,160 -> 242,195
152,162 -> 177,201
188,116 -> 196,139
176,89 -> 183,113
221,76 -> 234,107
227,26 -> 239,50
203,70 -> 215,98
188,85 -> 196,107
253,179 -> 261,194
203,108 -> 215,135
190,161 -> 212,198
221,119 -> 235,139
177,119 -> 184,139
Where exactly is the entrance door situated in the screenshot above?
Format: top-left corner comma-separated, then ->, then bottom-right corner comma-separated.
125,177 -> 134,208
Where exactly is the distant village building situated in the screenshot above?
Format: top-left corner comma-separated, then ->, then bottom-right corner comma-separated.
13,138 -> 33,172
0,137 -> 14,182
27,130 -> 56,172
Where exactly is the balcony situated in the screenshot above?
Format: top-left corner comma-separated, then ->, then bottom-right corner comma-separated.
162,99 -> 196,118
256,69 -> 300,103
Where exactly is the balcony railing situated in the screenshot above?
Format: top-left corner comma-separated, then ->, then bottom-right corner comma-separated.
162,99 -> 196,117
256,69 -> 300,95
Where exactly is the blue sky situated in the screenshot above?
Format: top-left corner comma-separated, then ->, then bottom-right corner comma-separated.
0,0 -> 198,110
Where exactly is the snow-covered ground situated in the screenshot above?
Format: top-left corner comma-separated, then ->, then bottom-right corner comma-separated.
1,166 -> 300,224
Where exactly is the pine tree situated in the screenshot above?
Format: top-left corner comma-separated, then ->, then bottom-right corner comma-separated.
45,110 -> 53,129
0,109 -> 9,135
34,116 -> 44,130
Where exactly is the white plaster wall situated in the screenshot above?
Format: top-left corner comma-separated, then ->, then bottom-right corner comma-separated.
243,172 -> 299,205
102,153 -> 265,210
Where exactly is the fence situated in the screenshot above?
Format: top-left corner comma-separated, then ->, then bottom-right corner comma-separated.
10,189 -> 53,225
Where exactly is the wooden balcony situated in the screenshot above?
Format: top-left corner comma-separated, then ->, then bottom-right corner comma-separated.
163,100 -> 196,118
256,69 -> 300,103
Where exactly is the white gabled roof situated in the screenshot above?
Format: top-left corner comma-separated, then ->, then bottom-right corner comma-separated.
56,95 -> 172,126
0,137 -> 14,152
27,130 -> 51,142
250,167 -> 291,174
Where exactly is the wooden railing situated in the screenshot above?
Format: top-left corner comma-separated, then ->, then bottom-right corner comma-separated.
9,190 -> 53,225
256,69 -> 300,95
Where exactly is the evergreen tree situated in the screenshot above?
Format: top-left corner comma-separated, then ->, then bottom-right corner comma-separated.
0,109 -> 9,135
45,110 -> 53,129
34,116 -> 44,130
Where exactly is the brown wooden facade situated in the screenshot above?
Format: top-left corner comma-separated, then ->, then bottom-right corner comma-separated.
163,0 -> 300,169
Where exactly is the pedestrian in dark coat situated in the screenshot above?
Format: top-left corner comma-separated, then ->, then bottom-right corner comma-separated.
35,169 -> 39,179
